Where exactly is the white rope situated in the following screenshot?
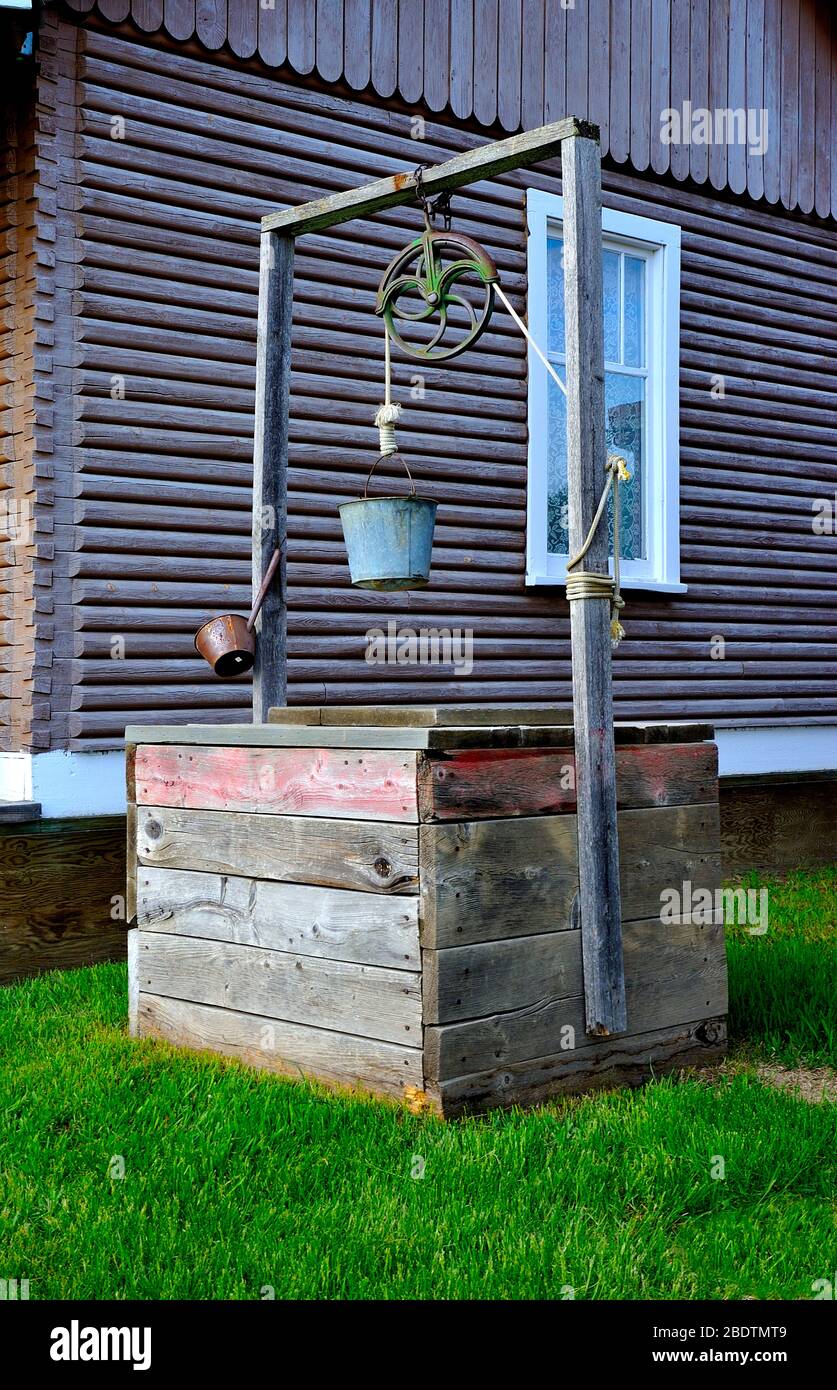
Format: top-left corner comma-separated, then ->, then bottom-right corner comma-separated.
494,281 -> 568,398
374,324 -> 401,455
495,278 -> 628,647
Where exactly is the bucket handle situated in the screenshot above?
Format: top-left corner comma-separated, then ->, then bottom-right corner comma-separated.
247,542 -> 284,633
362,452 -> 417,499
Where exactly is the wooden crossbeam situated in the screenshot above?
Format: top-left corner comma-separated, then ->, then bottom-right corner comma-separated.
261,117 -> 596,236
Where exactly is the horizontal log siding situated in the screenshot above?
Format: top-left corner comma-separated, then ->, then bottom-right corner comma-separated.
56,23 -> 837,745
57,0 -> 837,222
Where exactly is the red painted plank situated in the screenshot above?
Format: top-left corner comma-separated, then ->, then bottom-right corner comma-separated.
418,743 -> 719,821
135,744 -> 420,822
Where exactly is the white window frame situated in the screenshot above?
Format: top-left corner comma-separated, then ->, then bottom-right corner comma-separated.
525,188 -> 685,592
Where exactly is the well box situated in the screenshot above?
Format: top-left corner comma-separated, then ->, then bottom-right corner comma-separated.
125,709 -> 727,1117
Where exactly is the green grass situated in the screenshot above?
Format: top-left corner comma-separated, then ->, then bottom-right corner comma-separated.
726,866 -> 837,1068
1,884 -> 836,1299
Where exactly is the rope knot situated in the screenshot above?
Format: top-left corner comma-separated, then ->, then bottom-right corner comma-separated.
374,401 -> 401,456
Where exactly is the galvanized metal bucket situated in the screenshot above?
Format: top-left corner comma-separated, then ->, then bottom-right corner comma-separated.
339,454 -> 437,591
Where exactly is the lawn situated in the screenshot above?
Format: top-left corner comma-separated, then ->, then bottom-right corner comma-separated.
0,867 -> 834,1300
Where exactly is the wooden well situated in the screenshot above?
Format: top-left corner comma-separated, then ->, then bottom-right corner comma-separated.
125,710 -> 727,1118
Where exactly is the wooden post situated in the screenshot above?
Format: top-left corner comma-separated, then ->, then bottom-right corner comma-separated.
562,133 -> 627,1037
252,229 -> 293,722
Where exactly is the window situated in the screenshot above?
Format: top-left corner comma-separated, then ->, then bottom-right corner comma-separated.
525,189 -> 684,591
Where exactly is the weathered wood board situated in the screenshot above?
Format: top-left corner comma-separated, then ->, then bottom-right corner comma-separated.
127,726 -> 726,1117
420,803 -> 721,947
135,743 -> 419,822
137,866 -> 420,970
429,1018 -> 728,1118
418,743 -> 718,821
126,722 -> 714,751
267,705 -> 576,728
138,933 -> 422,1046
136,805 -> 419,895
424,918 -> 727,1075
1,816 -> 127,983
137,994 -> 423,1097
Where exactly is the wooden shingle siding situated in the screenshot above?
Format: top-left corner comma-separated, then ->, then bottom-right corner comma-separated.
57,0 -> 837,220
52,21 -> 837,747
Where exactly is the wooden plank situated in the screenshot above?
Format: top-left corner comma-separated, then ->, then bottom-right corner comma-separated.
562,131 -> 626,1037
136,805 -> 419,894
417,742 -> 719,820
137,994 -> 423,1098
126,801 -> 137,922
429,1018 -> 727,1117
136,866 -> 420,969
267,704 -> 575,727
127,927 -> 139,1037
134,743 -> 420,821
424,915 -> 727,1041
0,817 -> 127,983
720,778 -> 837,877
251,230 -> 292,721
125,722 -> 715,750
260,117 -> 594,233
420,803 -> 721,948
137,932 -> 422,1045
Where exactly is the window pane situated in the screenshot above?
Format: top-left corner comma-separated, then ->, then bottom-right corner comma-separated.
606,372 -> 644,560
623,255 -> 645,367
547,236 -> 564,355
546,370 -> 645,561
546,369 -> 569,555
603,250 -> 620,363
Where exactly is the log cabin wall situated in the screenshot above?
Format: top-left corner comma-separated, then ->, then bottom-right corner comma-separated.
34,10 -> 836,751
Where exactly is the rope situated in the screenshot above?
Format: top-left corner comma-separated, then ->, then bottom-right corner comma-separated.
566,455 -> 629,648
374,325 -> 401,455
495,283 -> 567,399
495,277 -> 629,649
